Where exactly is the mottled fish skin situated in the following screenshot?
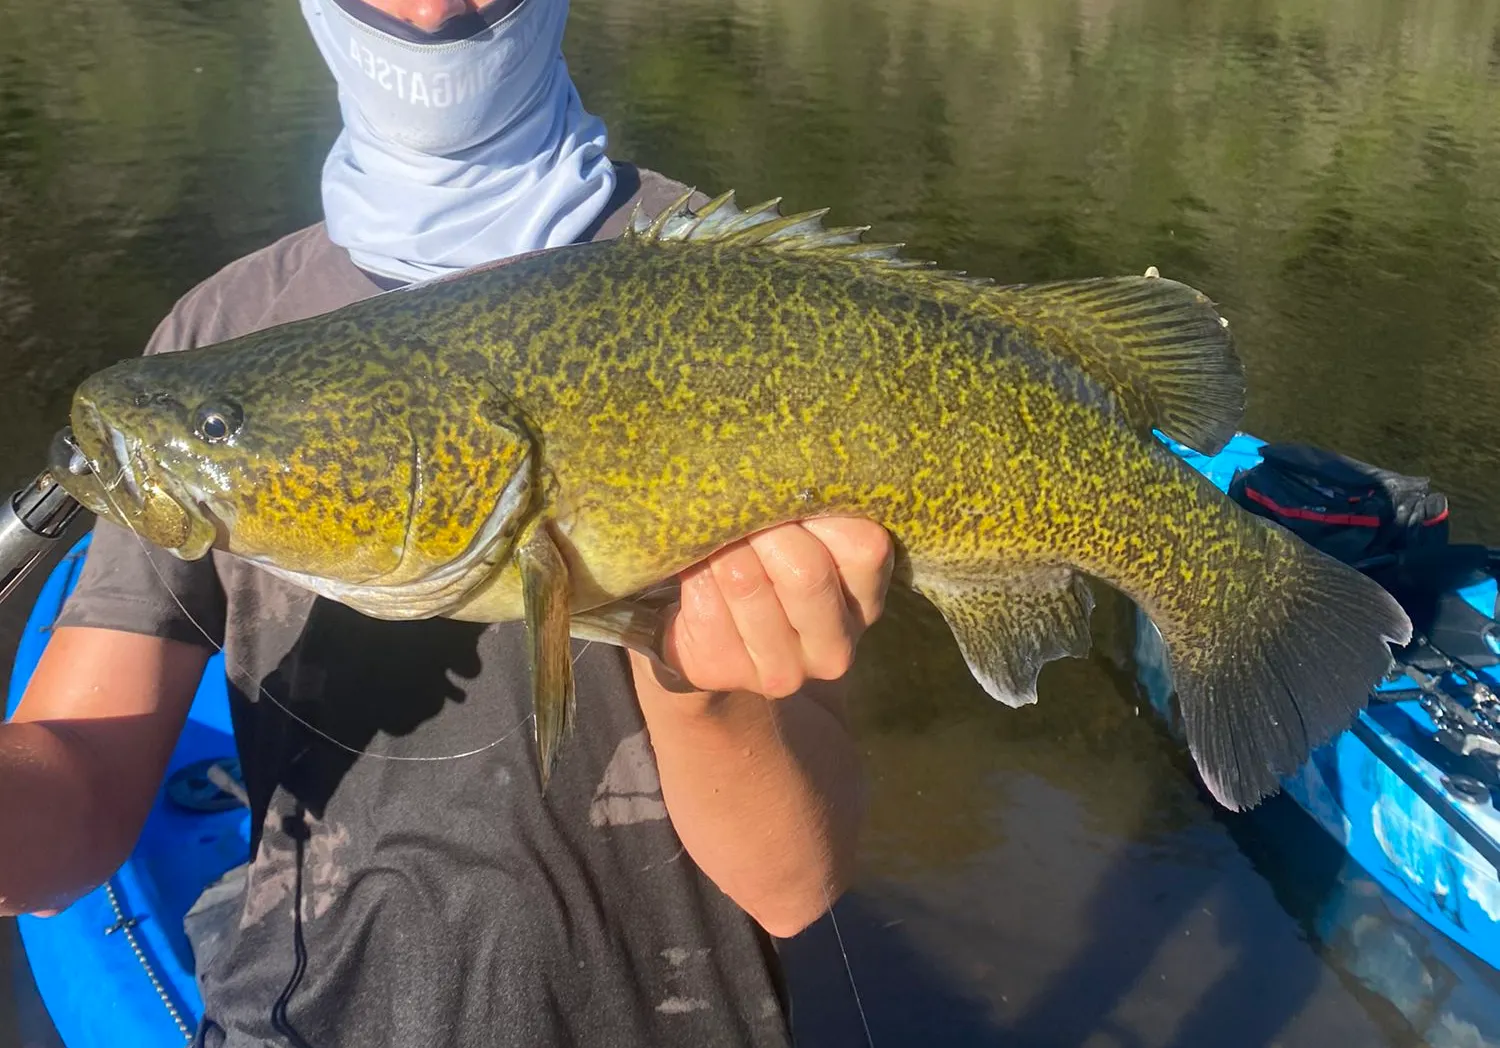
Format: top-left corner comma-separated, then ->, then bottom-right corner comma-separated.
75,241 -> 1231,617
414,238 -> 1250,637
64,310 -> 536,601
56,194 -> 1411,808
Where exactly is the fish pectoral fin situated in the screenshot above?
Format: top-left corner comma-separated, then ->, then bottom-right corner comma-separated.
914,567 -> 1096,706
517,521 -> 575,790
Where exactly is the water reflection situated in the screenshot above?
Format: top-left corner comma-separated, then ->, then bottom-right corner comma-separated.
5,0 -> 1500,1044
569,0 -> 1500,534
845,588 -> 1208,880
0,0 -> 336,491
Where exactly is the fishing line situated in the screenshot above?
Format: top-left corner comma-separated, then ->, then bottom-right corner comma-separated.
85,457 -> 532,763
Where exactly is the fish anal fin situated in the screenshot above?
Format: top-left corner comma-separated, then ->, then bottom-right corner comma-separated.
517,520 -> 575,790
915,567 -> 1096,706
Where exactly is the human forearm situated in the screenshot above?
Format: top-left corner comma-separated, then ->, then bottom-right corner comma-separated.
0,627 -> 206,916
626,517 -> 890,936
0,720 -> 132,916
633,655 -> 865,938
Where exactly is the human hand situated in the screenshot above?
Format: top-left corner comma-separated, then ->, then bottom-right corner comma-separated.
654,517 -> 895,699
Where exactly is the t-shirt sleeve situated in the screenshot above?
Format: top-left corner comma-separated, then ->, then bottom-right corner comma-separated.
52,276 -> 243,649
53,518 -> 226,649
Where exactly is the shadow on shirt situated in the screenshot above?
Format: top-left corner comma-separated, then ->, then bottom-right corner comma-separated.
236,597 -> 491,835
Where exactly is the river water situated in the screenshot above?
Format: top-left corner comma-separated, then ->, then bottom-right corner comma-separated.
5,0 -> 1500,1044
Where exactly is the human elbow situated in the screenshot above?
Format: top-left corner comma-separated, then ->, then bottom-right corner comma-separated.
0,817 -> 132,919
750,879 -> 852,939
0,885 -> 88,919
757,907 -> 826,940
0,725 -> 148,919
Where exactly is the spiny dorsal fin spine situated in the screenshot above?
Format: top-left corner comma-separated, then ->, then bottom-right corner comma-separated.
626,188 -> 983,283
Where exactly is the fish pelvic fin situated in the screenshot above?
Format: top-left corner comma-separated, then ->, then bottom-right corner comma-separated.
517,520 -> 575,791
1161,527 -> 1412,811
571,592 -> 699,694
980,273 -> 1245,455
571,598 -> 668,656
913,566 -> 1096,706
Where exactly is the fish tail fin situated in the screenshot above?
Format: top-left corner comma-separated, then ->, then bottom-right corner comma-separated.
1160,525 -> 1412,810
983,272 -> 1244,454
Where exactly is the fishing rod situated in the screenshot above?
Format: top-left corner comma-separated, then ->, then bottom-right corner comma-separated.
0,430 -> 85,604
1330,545 -> 1500,877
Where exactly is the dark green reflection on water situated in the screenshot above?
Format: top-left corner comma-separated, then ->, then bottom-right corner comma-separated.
569,0 -> 1500,531
4,0 -> 1500,1044
0,0 -> 335,483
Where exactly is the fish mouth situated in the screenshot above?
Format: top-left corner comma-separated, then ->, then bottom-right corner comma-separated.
56,399 -> 221,559
64,399 -> 144,514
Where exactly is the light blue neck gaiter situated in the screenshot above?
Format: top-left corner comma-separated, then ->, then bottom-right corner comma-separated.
299,0 -> 616,283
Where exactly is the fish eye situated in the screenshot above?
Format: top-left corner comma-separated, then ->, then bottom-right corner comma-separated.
193,400 -> 243,444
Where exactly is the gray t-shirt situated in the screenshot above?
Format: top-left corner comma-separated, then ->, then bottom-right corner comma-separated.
56,164 -> 792,1048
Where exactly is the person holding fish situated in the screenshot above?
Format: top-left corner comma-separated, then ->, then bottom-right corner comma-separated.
3,0 -> 1422,1039
0,0 -> 884,1044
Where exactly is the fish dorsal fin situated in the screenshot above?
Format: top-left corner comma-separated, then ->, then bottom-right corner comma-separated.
631,193 -> 1243,454
977,271 -> 1245,455
626,189 -> 987,284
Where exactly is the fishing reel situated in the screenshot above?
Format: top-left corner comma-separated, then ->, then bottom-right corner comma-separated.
0,429 -> 87,604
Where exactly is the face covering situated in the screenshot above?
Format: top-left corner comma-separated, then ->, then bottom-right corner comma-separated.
299,0 -> 617,283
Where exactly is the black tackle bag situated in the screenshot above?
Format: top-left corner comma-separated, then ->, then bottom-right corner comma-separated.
1229,443 -> 1500,672
1227,442 -> 1450,567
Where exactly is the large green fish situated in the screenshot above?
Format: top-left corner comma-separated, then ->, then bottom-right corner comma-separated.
51,191 -> 1411,808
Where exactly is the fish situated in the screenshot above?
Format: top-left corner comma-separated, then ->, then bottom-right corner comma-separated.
50,190 -> 1413,808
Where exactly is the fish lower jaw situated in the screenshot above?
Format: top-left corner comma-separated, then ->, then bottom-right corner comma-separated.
173,513 -> 220,560
183,486 -> 234,539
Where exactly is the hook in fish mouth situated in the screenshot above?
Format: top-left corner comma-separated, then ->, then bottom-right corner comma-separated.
51,405 -> 221,560
57,429 -> 90,479
61,400 -> 146,511
49,418 -> 122,521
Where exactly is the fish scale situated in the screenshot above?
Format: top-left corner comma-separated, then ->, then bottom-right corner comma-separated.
55,189 -> 1412,805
